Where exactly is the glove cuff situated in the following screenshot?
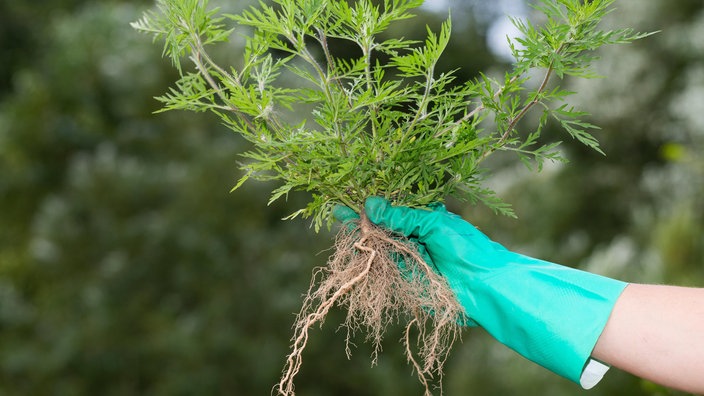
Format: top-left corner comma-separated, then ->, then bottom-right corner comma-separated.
581,358 -> 610,389
459,257 -> 627,386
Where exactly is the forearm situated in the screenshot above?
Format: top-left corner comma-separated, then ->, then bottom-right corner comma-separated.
359,197 -> 704,391
592,283 -> 704,394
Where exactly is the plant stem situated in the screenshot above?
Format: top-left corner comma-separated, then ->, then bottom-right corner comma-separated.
395,63 -> 435,159
432,75 -> 520,140
502,64 -> 554,143
185,22 -> 260,135
315,28 -> 350,158
478,64 -> 555,163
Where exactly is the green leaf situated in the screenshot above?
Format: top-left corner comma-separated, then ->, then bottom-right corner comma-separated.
135,0 -> 652,228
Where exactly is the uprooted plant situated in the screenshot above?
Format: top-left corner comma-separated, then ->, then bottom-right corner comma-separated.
132,0 -> 650,393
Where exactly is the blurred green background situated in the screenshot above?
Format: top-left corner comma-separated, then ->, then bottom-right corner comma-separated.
1,0 -> 703,395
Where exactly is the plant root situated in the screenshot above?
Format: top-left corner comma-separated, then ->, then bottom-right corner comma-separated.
276,212 -> 464,395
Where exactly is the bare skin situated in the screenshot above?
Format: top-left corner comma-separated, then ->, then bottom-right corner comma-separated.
592,283 -> 704,394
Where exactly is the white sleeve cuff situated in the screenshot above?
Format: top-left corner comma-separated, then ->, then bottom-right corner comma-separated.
580,359 -> 610,389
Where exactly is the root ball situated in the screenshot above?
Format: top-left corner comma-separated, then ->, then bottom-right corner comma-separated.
277,213 -> 464,395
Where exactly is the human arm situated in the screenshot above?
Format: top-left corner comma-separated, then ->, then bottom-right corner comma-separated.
593,283 -> 704,394
351,197 -> 704,392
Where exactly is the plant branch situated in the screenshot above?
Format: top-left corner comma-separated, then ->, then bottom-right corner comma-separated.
315,28 -> 350,158
432,74 -> 520,140
478,63 -> 555,163
503,64 -> 554,142
397,63 -> 435,152
360,42 -> 379,141
184,22 -> 260,135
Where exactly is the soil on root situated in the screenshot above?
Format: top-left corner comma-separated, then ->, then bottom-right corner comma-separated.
276,213 -> 464,395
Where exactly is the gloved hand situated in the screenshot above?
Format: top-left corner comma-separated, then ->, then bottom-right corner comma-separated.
336,197 -> 627,389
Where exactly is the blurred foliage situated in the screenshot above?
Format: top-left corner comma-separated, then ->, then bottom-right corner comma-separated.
1,0 -> 703,395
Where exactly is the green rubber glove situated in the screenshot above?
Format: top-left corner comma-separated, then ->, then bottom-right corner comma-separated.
358,197 -> 627,389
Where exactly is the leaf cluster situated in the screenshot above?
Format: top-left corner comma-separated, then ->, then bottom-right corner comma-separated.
132,0 -> 651,230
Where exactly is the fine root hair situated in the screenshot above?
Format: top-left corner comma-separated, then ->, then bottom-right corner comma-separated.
276,213 -> 464,395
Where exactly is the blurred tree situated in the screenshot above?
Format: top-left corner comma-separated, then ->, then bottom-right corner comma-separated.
0,2 -> 332,395
0,1 -> 489,394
